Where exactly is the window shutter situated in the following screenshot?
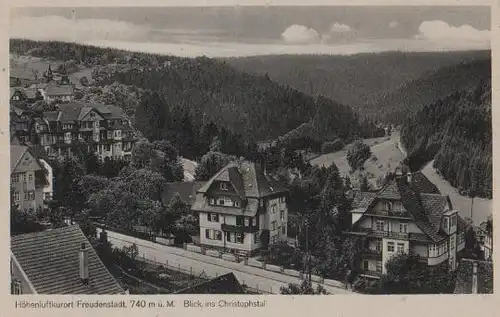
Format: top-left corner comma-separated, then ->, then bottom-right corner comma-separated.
205,229 -> 209,239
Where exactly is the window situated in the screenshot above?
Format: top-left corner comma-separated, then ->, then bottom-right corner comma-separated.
375,220 -> 384,231
209,198 -> 215,205
220,182 -> 228,191
429,245 -> 436,257
451,215 -> 457,227
376,261 -> 382,273
252,217 -> 257,226
236,233 -> 244,244
254,233 -> 260,244
271,205 -> 277,214
234,200 -> 240,207
450,236 -> 455,250
236,216 -> 244,226
28,174 -> 33,183
363,260 -> 369,271
443,218 -> 449,230
376,240 -> 382,251
226,232 -> 235,242
244,218 -> 250,227
205,229 -> 222,240
218,198 -> 225,205
11,280 -> 22,295
279,196 -> 286,203
27,191 -> 35,201
44,192 -> 52,200
397,243 -> 405,253
280,210 -> 285,221
282,225 -> 286,235
207,213 -> 219,222
13,192 -> 20,202
399,223 -> 408,233
105,145 -> 111,151
271,221 -> 277,231
387,242 -> 395,252
385,201 -> 393,211
11,174 -> 19,183
260,200 -> 264,207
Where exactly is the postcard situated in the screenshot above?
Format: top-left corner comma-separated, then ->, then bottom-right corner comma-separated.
3,1 -> 497,316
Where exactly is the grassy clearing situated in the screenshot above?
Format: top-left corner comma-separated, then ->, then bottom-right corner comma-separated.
310,133 -> 402,189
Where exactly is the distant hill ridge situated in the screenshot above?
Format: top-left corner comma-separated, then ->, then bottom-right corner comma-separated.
225,50 -> 491,123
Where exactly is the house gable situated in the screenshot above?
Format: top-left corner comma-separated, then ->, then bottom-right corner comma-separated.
12,150 -> 42,174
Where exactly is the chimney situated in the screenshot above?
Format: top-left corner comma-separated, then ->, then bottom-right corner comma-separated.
472,261 -> 478,294
406,172 -> 412,183
79,243 -> 89,285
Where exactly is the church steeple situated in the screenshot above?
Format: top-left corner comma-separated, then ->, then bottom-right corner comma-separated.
60,63 -> 70,85
45,64 -> 53,82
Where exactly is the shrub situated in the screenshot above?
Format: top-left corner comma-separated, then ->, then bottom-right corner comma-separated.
321,139 -> 345,153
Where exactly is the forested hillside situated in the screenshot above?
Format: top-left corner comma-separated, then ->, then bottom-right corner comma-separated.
10,39 -> 382,157
400,81 -> 492,198
367,58 -> 491,124
225,51 -> 490,114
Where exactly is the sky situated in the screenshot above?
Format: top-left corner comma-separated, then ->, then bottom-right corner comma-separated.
10,6 -> 491,57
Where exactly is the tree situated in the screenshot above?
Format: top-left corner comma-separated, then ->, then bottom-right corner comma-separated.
346,140 -> 371,171
79,76 -> 89,86
380,253 -> 455,294
135,91 -> 166,141
280,280 -> 328,295
359,174 -> 370,192
195,151 -> 236,181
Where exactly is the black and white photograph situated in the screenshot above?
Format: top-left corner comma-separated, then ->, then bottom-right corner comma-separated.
8,4 -> 492,296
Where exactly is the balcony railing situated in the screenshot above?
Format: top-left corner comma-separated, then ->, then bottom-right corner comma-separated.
358,228 -> 409,240
362,249 -> 382,259
221,223 -> 259,233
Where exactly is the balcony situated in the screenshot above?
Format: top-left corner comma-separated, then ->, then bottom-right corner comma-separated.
358,228 -> 409,240
362,249 -> 382,259
221,223 -> 259,233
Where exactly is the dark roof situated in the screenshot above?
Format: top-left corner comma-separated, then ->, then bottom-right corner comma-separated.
162,181 -> 205,205
10,225 -> 124,294
10,145 -> 32,173
197,161 -> 288,198
49,102 -> 130,123
408,172 -> 440,194
175,273 -> 245,294
454,259 -> 493,294
351,172 -> 461,243
351,191 -> 377,209
395,176 -> 447,242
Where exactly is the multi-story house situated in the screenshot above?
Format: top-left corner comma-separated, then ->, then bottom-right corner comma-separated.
10,145 -> 49,213
192,161 -> 289,256
10,106 -> 33,145
346,171 -> 467,279
33,102 -> 136,161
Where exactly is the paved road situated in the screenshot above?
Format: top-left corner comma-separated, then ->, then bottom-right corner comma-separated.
98,229 -> 352,295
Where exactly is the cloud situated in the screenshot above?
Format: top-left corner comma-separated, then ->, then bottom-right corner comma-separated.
329,22 -> 352,33
415,20 -> 490,42
281,24 -> 321,44
389,21 -> 399,29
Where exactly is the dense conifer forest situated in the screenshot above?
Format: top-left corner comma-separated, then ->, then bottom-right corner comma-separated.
401,81 -> 492,198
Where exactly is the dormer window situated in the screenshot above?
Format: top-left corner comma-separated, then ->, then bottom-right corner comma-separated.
443,217 -> 449,231
220,182 -> 228,191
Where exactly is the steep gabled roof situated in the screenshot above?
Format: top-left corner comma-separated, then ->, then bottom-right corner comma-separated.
350,172 -> 460,243
10,225 -> 124,295
197,161 -> 288,199
174,273 -> 245,294
10,145 -> 28,173
454,259 -> 493,294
